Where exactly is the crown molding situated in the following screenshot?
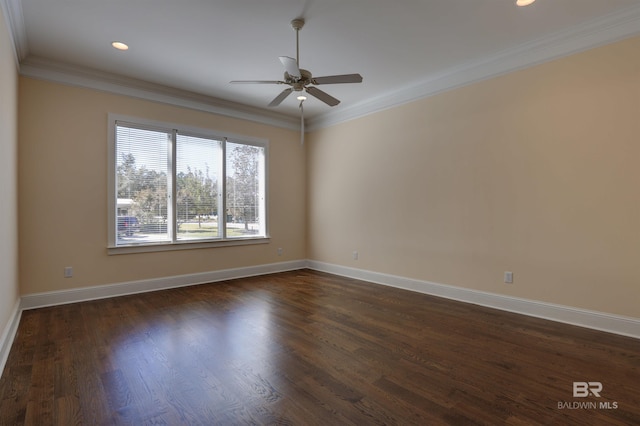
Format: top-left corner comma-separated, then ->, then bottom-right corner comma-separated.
10,2 -> 640,132
306,3 -> 640,131
20,56 -> 300,130
0,0 -> 27,65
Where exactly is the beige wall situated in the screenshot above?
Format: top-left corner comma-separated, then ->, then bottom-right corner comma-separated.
19,78 -> 306,294
13,33 -> 640,320
0,8 -> 19,336
308,35 -> 640,319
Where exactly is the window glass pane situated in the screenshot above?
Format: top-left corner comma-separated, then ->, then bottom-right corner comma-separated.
226,142 -> 266,238
176,134 -> 222,241
112,118 -> 268,249
116,125 -> 171,245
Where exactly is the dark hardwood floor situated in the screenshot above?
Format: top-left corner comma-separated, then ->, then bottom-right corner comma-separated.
1,269 -> 638,425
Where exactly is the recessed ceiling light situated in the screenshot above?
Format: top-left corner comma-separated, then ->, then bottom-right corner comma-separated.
516,0 -> 535,6
111,41 -> 129,51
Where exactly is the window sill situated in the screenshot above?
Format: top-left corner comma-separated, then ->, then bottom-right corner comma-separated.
108,237 -> 270,255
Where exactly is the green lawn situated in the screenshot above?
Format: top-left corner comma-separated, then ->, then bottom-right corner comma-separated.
177,223 -> 255,237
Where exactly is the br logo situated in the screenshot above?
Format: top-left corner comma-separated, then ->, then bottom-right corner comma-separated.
573,382 -> 603,398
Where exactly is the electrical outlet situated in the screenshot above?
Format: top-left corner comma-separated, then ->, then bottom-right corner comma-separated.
277,247 -> 283,256
504,271 -> 513,284
64,266 -> 73,278
352,251 -> 359,260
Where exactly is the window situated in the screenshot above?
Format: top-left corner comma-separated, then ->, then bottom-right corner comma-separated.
109,116 -> 267,250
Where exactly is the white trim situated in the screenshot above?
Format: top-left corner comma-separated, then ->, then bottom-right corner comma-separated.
108,113 -> 271,250
107,237 -> 271,255
20,57 -> 300,131
0,261 -> 304,374
109,113 -> 271,146
13,5 -> 640,132
0,300 -> 21,377
21,260 -> 307,310
5,1 -> 640,133
306,261 -> 640,340
3,259 -> 637,374
0,0 -> 27,65
306,3 -> 640,131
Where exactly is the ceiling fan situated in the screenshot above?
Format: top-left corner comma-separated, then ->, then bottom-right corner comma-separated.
230,18 -> 363,124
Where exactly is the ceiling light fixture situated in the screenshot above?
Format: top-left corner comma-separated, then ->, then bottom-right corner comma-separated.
111,41 -> 129,51
516,0 -> 535,6
297,95 -> 307,101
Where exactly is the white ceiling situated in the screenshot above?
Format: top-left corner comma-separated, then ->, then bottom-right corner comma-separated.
4,0 -> 640,129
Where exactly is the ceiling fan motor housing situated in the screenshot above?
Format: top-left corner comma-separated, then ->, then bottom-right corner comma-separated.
285,69 -> 313,90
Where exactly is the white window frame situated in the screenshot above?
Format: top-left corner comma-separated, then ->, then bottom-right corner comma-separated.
108,114 -> 269,254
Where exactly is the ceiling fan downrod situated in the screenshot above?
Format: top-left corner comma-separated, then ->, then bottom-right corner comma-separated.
291,18 -> 305,66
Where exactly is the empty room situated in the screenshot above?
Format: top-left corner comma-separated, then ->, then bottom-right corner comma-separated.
1,0 -> 639,424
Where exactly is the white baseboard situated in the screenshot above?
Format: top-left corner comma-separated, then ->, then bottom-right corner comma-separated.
0,300 -> 22,377
20,260 -> 307,310
307,260 -> 640,340
7,257 -> 639,376
0,260 -> 305,376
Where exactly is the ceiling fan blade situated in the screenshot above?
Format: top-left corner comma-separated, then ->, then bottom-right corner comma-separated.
312,74 -> 363,85
279,56 -> 301,79
306,86 -> 340,107
268,88 -> 294,107
230,80 -> 283,84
